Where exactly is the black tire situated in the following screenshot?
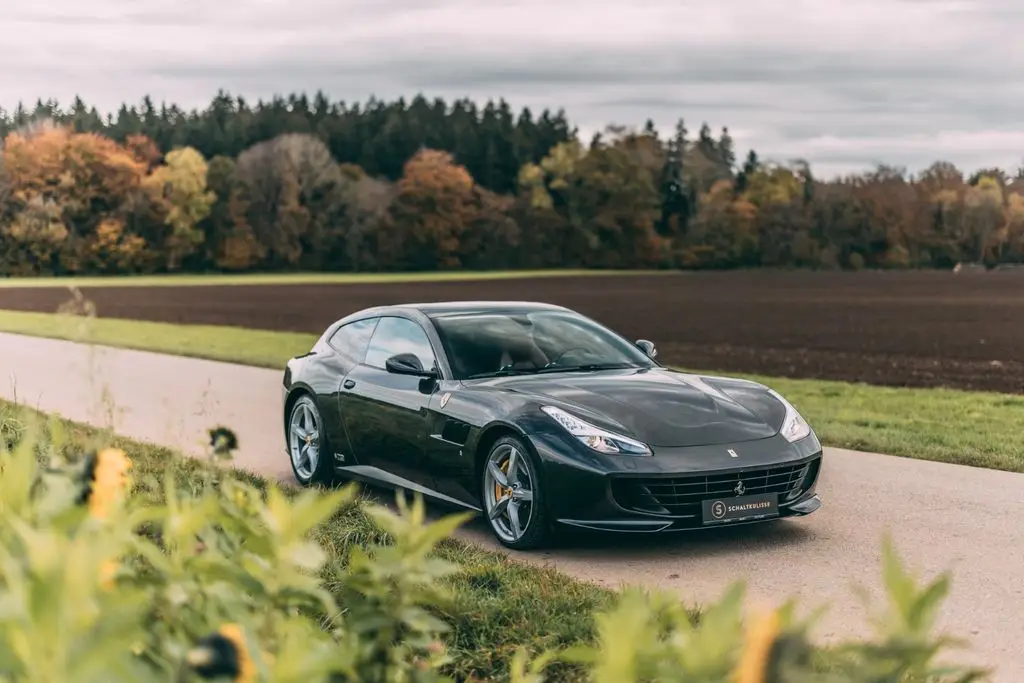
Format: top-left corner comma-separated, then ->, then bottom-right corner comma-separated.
480,435 -> 552,550
286,394 -> 337,487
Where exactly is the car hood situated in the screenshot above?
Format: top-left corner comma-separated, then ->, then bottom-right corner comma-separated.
482,368 -> 783,448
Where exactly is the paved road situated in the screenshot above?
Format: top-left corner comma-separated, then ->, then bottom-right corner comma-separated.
0,332 -> 1020,680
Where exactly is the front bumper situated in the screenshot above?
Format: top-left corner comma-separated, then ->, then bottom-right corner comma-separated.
531,430 -> 824,533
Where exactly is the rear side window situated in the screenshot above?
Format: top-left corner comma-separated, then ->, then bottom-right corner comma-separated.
328,318 -> 378,362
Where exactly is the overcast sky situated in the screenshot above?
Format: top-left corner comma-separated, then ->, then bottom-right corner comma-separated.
3,0 -> 1022,179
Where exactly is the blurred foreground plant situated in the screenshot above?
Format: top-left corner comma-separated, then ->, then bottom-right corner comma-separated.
522,540 -> 988,683
0,407 -> 992,683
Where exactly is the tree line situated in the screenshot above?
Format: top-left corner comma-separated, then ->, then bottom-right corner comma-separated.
1,92 -> 1022,276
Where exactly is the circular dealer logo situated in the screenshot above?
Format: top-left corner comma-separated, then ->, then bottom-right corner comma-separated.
711,500 -> 727,520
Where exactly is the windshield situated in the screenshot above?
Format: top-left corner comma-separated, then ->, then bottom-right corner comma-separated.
430,309 -> 656,380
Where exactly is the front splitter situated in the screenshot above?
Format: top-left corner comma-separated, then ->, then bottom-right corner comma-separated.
555,494 -> 822,534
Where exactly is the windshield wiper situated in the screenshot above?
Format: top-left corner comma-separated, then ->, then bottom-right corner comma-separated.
466,368 -> 539,379
538,362 -> 643,374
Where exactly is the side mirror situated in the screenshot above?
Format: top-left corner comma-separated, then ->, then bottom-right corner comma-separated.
385,353 -> 438,378
636,339 -> 657,359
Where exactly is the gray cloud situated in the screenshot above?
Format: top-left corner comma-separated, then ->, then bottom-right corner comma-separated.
2,0 -> 1021,179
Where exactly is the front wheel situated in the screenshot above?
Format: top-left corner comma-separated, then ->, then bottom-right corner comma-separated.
481,436 -> 551,550
287,394 -> 336,487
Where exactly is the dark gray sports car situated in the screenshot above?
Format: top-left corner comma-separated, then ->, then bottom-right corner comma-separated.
282,301 -> 823,549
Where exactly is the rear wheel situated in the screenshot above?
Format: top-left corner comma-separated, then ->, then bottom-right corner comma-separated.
287,394 -> 336,487
481,435 -> 551,550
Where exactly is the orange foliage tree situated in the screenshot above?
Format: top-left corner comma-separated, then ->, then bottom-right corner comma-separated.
0,122 -> 154,273
125,134 -> 163,171
384,149 -> 478,270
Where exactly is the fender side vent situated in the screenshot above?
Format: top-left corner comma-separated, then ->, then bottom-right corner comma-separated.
440,419 -> 471,445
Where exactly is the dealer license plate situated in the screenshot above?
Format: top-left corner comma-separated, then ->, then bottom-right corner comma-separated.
702,493 -> 779,525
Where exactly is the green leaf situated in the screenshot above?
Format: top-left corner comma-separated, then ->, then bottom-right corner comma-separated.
285,484 -> 358,537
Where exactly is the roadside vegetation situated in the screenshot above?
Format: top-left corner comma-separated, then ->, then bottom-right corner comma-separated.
0,398 -> 989,682
0,308 -> 1020,474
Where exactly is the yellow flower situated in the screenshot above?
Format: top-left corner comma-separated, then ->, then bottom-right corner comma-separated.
83,448 -> 133,520
186,623 -> 256,683
98,560 -> 118,591
734,609 -> 780,683
218,624 -> 255,683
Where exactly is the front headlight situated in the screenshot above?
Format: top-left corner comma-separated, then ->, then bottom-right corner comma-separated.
540,406 -> 652,456
767,389 -> 811,443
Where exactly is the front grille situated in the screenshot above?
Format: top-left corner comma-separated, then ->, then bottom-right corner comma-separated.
611,458 -> 819,518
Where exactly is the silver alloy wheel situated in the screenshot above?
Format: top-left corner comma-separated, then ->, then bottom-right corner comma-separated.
483,443 -> 535,543
289,397 -> 321,480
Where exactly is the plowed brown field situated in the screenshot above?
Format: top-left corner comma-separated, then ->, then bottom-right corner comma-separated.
2,270 -> 1021,393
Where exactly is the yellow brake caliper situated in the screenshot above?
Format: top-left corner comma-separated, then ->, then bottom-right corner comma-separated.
494,459 -> 511,500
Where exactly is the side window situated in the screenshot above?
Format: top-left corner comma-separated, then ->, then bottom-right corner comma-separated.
364,317 -> 437,372
327,318 -> 378,362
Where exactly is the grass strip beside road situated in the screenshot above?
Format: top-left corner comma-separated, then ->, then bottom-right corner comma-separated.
0,309 -> 318,368
0,268 -> 667,288
0,309 -> 1021,473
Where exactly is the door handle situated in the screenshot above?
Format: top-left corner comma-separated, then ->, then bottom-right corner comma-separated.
343,379 -> 356,390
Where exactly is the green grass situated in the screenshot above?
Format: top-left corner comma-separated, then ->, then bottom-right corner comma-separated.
0,268 -> 669,288
0,309 -> 319,367
0,309 -> 1021,473
0,398 -> 615,682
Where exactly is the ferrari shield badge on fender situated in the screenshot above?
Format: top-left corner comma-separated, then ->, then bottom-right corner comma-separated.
439,392 -> 452,409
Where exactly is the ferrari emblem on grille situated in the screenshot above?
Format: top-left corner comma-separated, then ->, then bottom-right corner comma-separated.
734,481 -> 746,496
439,392 -> 451,409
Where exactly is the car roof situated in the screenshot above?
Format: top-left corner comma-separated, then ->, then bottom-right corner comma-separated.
361,301 -> 571,318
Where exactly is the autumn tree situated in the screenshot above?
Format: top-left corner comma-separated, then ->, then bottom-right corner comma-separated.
335,170 -> 397,272
0,122 -> 150,273
81,218 -> 148,273
142,147 -> 216,270
847,166 -> 918,267
196,155 -> 259,271
232,133 -> 345,270
569,137 -> 664,267
682,180 -> 759,268
0,196 -> 68,274
807,183 -> 867,269
517,136 -> 664,268
1002,192 -> 1024,261
125,134 -> 162,170
383,149 -> 479,271
458,188 -> 520,270
910,161 -> 966,265
2,123 -> 145,213
743,163 -> 816,267
964,176 -> 1004,263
